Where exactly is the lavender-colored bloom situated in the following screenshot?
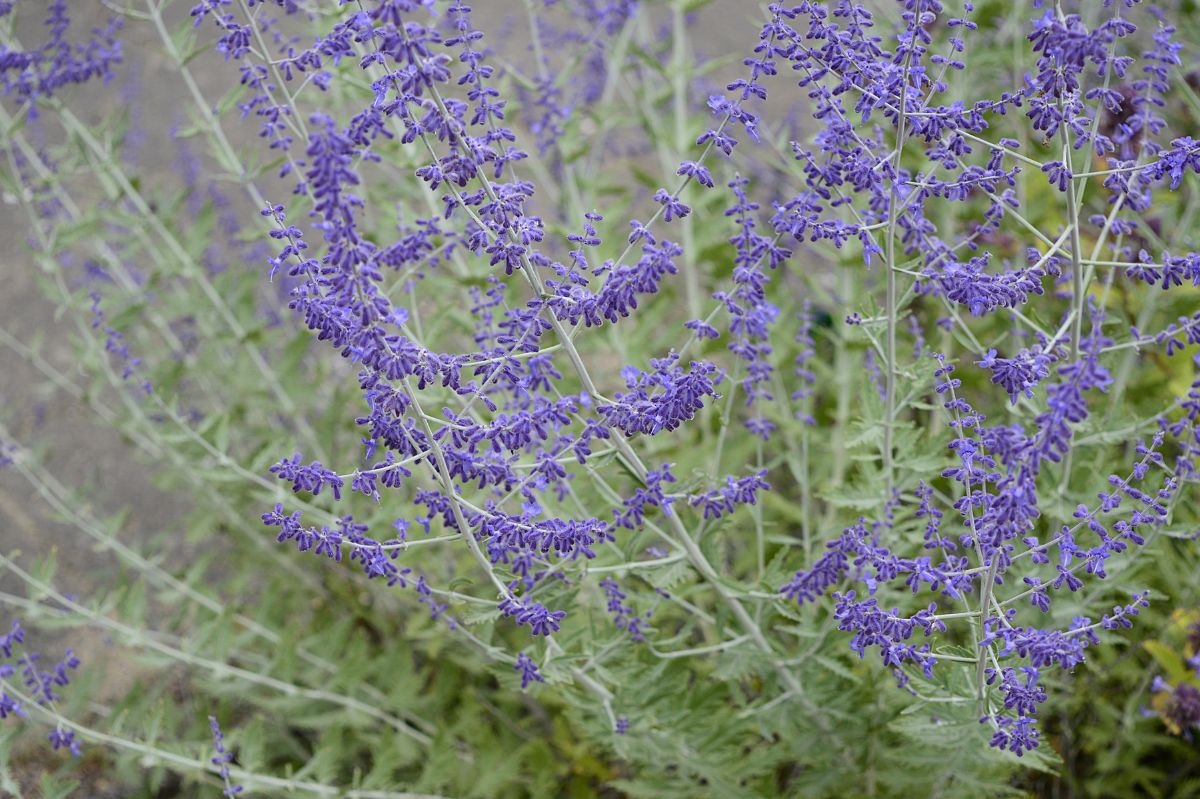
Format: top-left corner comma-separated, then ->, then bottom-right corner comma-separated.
88,291 -> 151,394
0,691 -> 26,720
688,471 -> 769,520
977,348 -> 1051,405
270,453 -> 345,499
209,716 -> 244,796
500,598 -> 566,637
781,334 -> 1170,754
598,356 -> 723,437
781,523 -> 864,605
167,0 -> 1200,762
0,620 -> 82,756
0,620 -> 24,658
514,652 -> 544,690
791,303 -> 817,425
0,2 -> 123,108
988,713 -> 1040,757
1164,684 -> 1200,737
47,727 -> 80,757
598,577 -> 648,642
716,175 -> 788,437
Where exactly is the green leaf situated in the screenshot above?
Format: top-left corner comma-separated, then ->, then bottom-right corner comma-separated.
38,774 -> 79,799
1144,640 -> 1190,682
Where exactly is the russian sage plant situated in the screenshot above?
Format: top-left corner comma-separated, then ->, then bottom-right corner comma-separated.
1,0 -> 1199,796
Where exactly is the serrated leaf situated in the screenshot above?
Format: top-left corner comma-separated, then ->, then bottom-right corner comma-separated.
646,559 -> 691,590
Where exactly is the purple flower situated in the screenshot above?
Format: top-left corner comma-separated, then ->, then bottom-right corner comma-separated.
688,471 -> 770,520
676,160 -> 714,188
989,713 -> 1040,757
0,2 -> 123,108
0,620 -> 83,756
1164,684 -> 1200,736
653,188 -> 691,222
514,652 -> 544,690
47,727 -> 80,757
598,356 -> 723,437
209,716 -> 244,796
977,348 -> 1051,405
500,598 -> 566,637
599,577 -> 649,642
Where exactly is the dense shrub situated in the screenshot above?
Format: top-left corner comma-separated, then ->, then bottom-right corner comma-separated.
1,1 -> 1199,796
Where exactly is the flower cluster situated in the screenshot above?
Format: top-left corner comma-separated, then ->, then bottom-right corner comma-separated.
783,343 -> 1177,754
0,620 -> 82,757
170,0 -> 1200,767
209,716 -> 244,797
201,0 -> 758,650
0,2 -> 122,109
1145,610 -> 1200,739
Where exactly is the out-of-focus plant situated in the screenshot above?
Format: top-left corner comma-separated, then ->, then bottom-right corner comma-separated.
1147,609 -> 1200,737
